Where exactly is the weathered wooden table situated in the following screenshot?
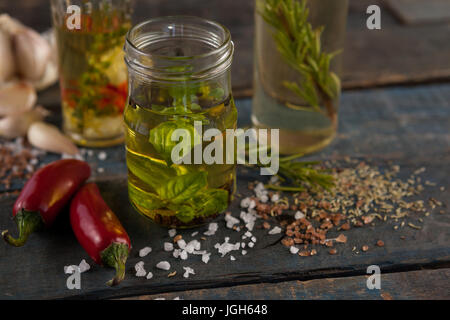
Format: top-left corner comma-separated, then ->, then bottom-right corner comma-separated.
0,0 -> 449,300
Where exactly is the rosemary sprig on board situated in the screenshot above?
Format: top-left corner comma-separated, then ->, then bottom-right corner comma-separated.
259,0 -> 341,123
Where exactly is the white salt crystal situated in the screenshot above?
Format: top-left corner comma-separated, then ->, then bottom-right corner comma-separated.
240,197 -> 252,208
98,152 -> 107,161
248,242 -> 254,248
204,223 -> 218,236
135,261 -> 146,277
177,239 -> 187,249
79,259 -> 90,273
193,250 -> 207,255
215,239 -> 241,257
259,194 -> 269,203
271,193 -> 280,202
156,261 -> 171,271
202,253 -> 211,264
191,231 -> 199,237
241,242 -> 246,248
168,229 -> 177,237
290,246 -> 299,254
240,211 -> 257,231
225,213 -> 240,229
295,211 -> 305,220
230,256 -> 236,261
269,226 -> 282,235
242,250 -> 247,255
146,272 -> 153,280
173,249 -> 181,259
251,236 -> 257,243
180,250 -> 188,260
164,242 -> 174,252
139,247 -> 152,257
183,267 -> 195,278
97,167 -> 105,173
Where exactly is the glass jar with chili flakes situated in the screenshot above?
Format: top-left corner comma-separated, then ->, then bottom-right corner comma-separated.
51,0 -> 133,147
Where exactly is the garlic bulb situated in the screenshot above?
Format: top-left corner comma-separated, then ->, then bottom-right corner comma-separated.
33,59 -> 58,91
0,30 -> 15,83
14,28 -> 52,81
28,122 -> 79,155
0,81 -> 37,116
0,106 -> 49,139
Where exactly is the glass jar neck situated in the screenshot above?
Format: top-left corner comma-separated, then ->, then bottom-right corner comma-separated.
124,16 -> 234,82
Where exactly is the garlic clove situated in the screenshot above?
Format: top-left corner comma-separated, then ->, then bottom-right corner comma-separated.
0,14 -> 26,36
14,28 -> 52,81
0,105 -> 49,139
32,59 -> 58,91
0,81 -> 37,116
27,122 -> 79,156
0,30 -> 16,84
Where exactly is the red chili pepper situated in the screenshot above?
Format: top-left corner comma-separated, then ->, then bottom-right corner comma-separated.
70,183 -> 131,286
2,160 -> 91,247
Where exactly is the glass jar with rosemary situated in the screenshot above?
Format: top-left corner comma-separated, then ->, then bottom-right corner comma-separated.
124,17 -> 237,228
51,0 -> 132,147
252,0 -> 348,155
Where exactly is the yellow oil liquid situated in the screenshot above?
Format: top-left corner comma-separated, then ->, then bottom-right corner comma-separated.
124,96 -> 237,228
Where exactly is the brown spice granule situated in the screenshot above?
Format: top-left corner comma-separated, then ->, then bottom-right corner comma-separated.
173,235 -> 182,243
362,245 -> 369,252
339,223 -> 351,231
298,250 -> 310,257
335,234 -> 347,244
168,271 -> 177,278
376,240 -> 385,247
281,237 -> 294,247
262,222 -> 271,229
329,248 -> 337,255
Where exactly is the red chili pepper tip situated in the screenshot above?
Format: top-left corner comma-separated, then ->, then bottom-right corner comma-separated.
2,210 -> 44,247
101,242 -> 130,287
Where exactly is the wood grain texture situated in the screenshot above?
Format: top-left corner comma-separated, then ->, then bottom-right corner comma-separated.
124,268 -> 450,300
386,0 -> 450,25
0,0 -> 449,98
0,84 -> 449,300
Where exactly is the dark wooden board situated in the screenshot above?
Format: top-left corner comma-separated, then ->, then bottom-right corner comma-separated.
124,268 -> 450,300
386,0 -> 450,25
0,84 -> 449,300
1,0 -> 449,98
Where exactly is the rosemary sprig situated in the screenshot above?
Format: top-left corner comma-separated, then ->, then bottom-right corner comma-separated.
259,0 -> 341,123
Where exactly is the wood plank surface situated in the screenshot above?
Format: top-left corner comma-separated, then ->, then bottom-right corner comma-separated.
0,84 -> 449,300
0,0 -> 449,98
386,0 -> 450,25
124,268 -> 450,300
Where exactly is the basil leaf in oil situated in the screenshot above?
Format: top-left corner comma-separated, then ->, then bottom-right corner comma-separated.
156,171 -> 208,205
149,119 -> 201,165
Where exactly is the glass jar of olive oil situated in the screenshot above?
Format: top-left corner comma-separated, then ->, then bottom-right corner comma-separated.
124,17 -> 237,228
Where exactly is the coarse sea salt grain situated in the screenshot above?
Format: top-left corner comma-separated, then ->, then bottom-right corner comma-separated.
215,239 -> 241,257
79,259 -> 90,273
173,249 -> 181,259
295,211 -> 305,220
168,229 -> 177,237
268,226 -> 282,235
146,272 -> 153,280
248,242 -> 254,248
225,213 -> 240,229
156,261 -> 171,271
98,152 -> 107,161
180,250 -> 188,260
177,239 -> 187,249
251,236 -> 257,243
164,242 -> 174,252
135,261 -> 146,277
183,267 -> 195,278
240,197 -> 252,208
204,223 -> 218,236
230,255 -> 236,261
240,211 -> 257,231
202,253 -> 211,264
191,231 -> 199,237
242,250 -> 247,255
271,193 -> 280,202
139,247 -> 152,257
242,242 -> 246,248
290,246 -> 299,254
